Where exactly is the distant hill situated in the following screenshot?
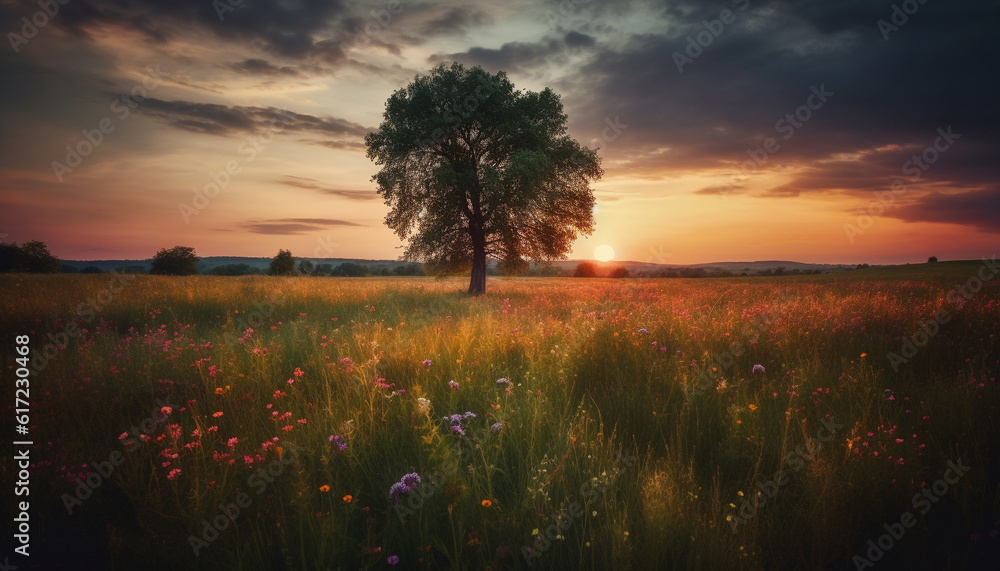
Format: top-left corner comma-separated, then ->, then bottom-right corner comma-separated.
58,256 -> 875,275
59,256 -> 423,273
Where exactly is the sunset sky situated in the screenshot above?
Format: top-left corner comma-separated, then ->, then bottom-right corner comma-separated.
1,0 -> 997,265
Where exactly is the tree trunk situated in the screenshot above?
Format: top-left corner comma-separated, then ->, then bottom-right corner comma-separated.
468,227 -> 487,296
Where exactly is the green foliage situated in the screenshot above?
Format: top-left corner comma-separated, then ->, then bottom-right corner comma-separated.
0,240 -> 62,273
150,246 -> 199,275
366,63 -> 602,294
574,261 -> 598,277
268,249 -> 296,276
3,267 -> 998,570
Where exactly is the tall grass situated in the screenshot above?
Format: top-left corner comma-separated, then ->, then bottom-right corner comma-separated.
1,266 -> 998,569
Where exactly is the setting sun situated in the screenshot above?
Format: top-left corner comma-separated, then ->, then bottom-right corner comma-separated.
594,245 -> 615,262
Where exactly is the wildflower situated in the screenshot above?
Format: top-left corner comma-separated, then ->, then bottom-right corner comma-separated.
884,389 -> 895,400
448,380 -> 459,390
287,378 -> 294,385
481,499 -> 492,507
861,353 -> 867,358
422,359 -> 432,369
387,555 -> 399,565
343,495 -> 352,503
293,367 -> 305,377
227,437 -> 238,448
167,468 -> 182,480
496,378 -> 511,387
330,435 -> 348,451
638,328 -> 648,334
491,422 -> 503,432
215,387 -> 224,395
319,485 -> 330,492
463,411 -> 476,420
748,404 -> 758,411
160,406 -> 172,415
417,398 -> 431,414
212,411 -> 224,418
752,364 -> 765,375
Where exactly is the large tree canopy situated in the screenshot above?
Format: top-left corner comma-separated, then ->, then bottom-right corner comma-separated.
365,63 -> 603,295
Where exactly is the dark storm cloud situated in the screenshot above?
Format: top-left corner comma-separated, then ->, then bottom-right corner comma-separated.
430,29 -> 597,72
888,189 -> 1000,234
137,99 -> 371,138
545,0 -> 1000,231
225,59 -> 303,77
241,217 -> 364,235
418,6 -> 492,36
44,0 -> 351,63
279,176 -> 378,200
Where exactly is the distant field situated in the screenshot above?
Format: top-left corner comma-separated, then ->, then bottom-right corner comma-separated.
2,264 -> 999,570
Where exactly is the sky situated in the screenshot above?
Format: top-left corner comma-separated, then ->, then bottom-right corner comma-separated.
0,0 -> 997,265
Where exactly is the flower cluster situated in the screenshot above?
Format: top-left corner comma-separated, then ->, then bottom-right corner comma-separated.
389,472 -> 421,502
329,434 -> 348,452
443,411 -> 476,436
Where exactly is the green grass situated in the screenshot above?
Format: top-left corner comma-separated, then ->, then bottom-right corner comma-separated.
2,266 -> 998,570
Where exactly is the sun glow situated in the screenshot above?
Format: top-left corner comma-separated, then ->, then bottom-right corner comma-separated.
594,245 -> 615,262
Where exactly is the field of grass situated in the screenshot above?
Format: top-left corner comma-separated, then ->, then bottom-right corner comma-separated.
2,263 -> 999,570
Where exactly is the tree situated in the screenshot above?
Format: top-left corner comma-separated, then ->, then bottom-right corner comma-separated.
298,260 -> 315,275
574,261 -> 598,277
335,262 -> 370,277
609,266 -> 630,278
0,240 -> 62,273
150,246 -> 199,275
928,256 -> 938,263
365,63 -> 603,295
268,250 -> 296,276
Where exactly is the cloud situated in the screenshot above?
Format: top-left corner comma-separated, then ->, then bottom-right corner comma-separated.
225,59 -> 303,77
564,31 -> 596,47
241,217 -> 364,235
279,176 -> 378,200
887,188 -> 1000,234
48,0 -> 352,64
418,6 -> 492,37
137,99 -> 370,138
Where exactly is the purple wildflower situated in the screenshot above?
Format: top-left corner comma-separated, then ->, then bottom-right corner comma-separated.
388,555 -> 399,565
752,364 -> 765,375
448,380 -> 459,390
422,359 -> 432,369
491,422 -> 503,432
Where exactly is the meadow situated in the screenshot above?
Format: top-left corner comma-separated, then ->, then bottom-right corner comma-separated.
2,261 -> 999,570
